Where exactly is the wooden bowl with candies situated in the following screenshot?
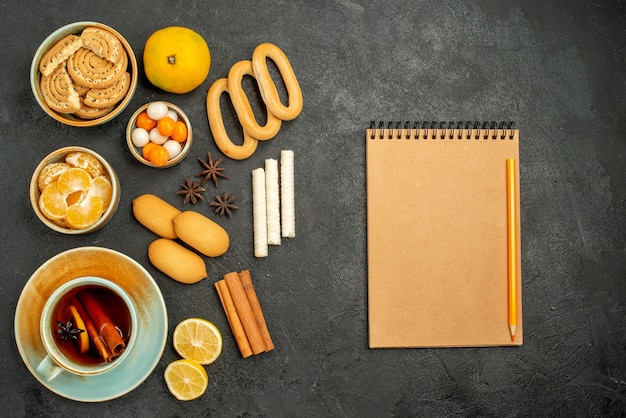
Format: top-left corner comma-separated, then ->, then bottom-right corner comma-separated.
29,146 -> 121,234
126,101 -> 193,168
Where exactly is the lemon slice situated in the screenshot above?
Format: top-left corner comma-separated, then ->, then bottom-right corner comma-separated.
164,359 -> 208,401
66,305 -> 89,354
173,318 -> 222,365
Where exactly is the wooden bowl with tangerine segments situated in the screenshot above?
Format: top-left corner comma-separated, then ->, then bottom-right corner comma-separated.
29,146 -> 121,234
126,102 -> 193,168
30,21 -> 138,127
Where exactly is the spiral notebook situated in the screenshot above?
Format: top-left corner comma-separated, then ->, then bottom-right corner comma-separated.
366,121 -> 522,348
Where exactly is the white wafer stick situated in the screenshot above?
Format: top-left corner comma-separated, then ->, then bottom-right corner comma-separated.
265,158 -> 281,245
252,168 -> 268,257
280,150 -> 295,238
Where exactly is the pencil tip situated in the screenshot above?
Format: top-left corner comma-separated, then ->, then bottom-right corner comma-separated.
509,325 -> 517,342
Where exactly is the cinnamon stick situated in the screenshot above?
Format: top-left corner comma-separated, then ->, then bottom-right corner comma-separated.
223,272 -> 266,354
238,270 -> 274,351
77,290 -> 126,357
70,297 -> 113,362
215,280 -> 253,358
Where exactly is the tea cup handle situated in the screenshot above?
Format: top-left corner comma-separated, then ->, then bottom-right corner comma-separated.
36,354 -> 64,382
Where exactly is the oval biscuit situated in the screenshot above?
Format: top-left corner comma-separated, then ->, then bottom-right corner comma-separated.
173,211 -> 229,257
148,238 -> 207,284
132,194 -> 180,239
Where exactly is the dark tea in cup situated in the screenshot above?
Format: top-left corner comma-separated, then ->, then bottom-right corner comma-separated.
37,276 -> 137,382
51,283 -> 132,366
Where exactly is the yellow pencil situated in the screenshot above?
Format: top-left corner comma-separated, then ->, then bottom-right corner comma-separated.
506,158 -> 518,341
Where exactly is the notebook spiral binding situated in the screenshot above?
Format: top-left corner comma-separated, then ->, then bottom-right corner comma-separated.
368,120 -> 516,140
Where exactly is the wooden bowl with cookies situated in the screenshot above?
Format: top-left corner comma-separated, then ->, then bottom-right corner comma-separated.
30,146 -> 121,234
30,22 -> 138,127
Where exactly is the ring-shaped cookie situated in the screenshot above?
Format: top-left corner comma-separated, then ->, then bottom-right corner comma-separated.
206,78 -> 258,160
227,60 -> 282,140
252,43 -> 303,121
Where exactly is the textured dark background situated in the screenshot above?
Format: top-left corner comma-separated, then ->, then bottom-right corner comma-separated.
1,0 -> 625,416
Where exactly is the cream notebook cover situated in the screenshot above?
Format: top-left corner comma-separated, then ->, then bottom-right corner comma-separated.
366,122 -> 522,348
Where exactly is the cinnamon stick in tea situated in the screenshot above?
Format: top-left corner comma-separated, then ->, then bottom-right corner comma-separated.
238,270 -> 274,351
215,280 -> 253,358
77,290 -> 126,357
70,297 -> 113,362
223,272 -> 266,354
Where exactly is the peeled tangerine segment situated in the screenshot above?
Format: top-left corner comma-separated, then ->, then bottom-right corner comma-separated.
57,168 -> 92,194
65,194 -> 104,229
39,182 -> 68,221
89,175 -> 113,208
38,162 -> 72,192
65,151 -> 104,178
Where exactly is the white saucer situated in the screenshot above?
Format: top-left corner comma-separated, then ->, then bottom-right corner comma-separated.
14,247 -> 168,402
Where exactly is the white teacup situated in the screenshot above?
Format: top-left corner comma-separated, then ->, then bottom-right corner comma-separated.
36,277 -> 137,382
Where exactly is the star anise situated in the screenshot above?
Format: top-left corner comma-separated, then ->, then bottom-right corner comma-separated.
57,319 -> 84,343
196,152 -> 228,187
176,178 -> 205,204
210,191 -> 239,218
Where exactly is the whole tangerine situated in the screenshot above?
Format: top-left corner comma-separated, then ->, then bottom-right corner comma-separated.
143,26 -> 211,94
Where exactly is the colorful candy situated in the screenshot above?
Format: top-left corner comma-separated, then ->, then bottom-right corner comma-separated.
132,102 -> 188,166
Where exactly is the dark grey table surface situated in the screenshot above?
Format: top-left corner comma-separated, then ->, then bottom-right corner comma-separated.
2,0 -> 625,416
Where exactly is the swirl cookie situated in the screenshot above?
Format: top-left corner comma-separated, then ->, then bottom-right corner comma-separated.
67,47 -> 127,88
80,26 -> 122,63
74,99 -> 114,120
40,64 -> 81,114
72,82 -> 91,96
39,34 -> 83,77
83,72 -> 131,108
